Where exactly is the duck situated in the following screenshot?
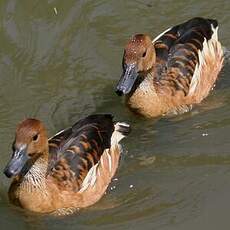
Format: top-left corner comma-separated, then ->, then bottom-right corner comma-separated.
3,114 -> 130,215
116,17 -> 224,118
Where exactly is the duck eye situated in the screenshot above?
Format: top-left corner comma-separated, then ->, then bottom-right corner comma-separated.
32,134 -> 39,141
142,50 -> 147,58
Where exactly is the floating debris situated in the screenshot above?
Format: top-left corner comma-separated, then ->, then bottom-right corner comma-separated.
129,184 -> 134,189
211,84 -> 216,91
54,7 -> 58,15
110,185 -> 116,191
202,133 -> 208,136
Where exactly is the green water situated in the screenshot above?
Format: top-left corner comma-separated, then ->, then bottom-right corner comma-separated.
0,0 -> 230,229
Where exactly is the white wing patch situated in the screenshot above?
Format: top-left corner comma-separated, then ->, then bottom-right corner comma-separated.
152,27 -> 172,43
79,148 -> 114,193
79,122 -> 128,193
188,25 -> 223,96
48,128 -> 68,141
106,149 -> 112,173
79,162 -> 98,192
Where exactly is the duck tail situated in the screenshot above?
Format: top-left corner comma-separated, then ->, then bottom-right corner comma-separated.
111,122 -> 130,146
207,18 -> 218,28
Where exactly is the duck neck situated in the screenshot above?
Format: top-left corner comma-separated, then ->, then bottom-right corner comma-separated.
126,71 -> 164,117
21,153 -> 49,191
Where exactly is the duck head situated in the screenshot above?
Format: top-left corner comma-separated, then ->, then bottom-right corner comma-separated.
116,34 -> 156,95
4,119 -> 48,178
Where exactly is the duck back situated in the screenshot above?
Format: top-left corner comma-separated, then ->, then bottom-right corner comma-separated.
153,17 -> 223,104
48,114 -> 115,191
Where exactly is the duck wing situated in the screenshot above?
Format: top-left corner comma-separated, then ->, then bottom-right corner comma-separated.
47,114 -> 114,191
154,17 -> 223,99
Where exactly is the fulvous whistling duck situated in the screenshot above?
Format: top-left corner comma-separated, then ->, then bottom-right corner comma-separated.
3,114 -> 130,215
116,17 -> 224,118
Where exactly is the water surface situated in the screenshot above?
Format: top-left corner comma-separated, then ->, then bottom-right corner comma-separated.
0,0 -> 230,229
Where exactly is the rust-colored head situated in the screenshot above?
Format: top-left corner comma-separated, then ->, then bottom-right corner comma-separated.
124,34 -> 155,71
4,119 -> 48,178
116,34 -> 156,95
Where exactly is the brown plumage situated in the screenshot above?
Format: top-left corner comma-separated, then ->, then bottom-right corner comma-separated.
3,115 -> 130,214
116,17 -> 224,117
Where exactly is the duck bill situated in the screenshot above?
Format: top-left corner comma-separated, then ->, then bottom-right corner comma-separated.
4,146 -> 28,178
116,63 -> 138,95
